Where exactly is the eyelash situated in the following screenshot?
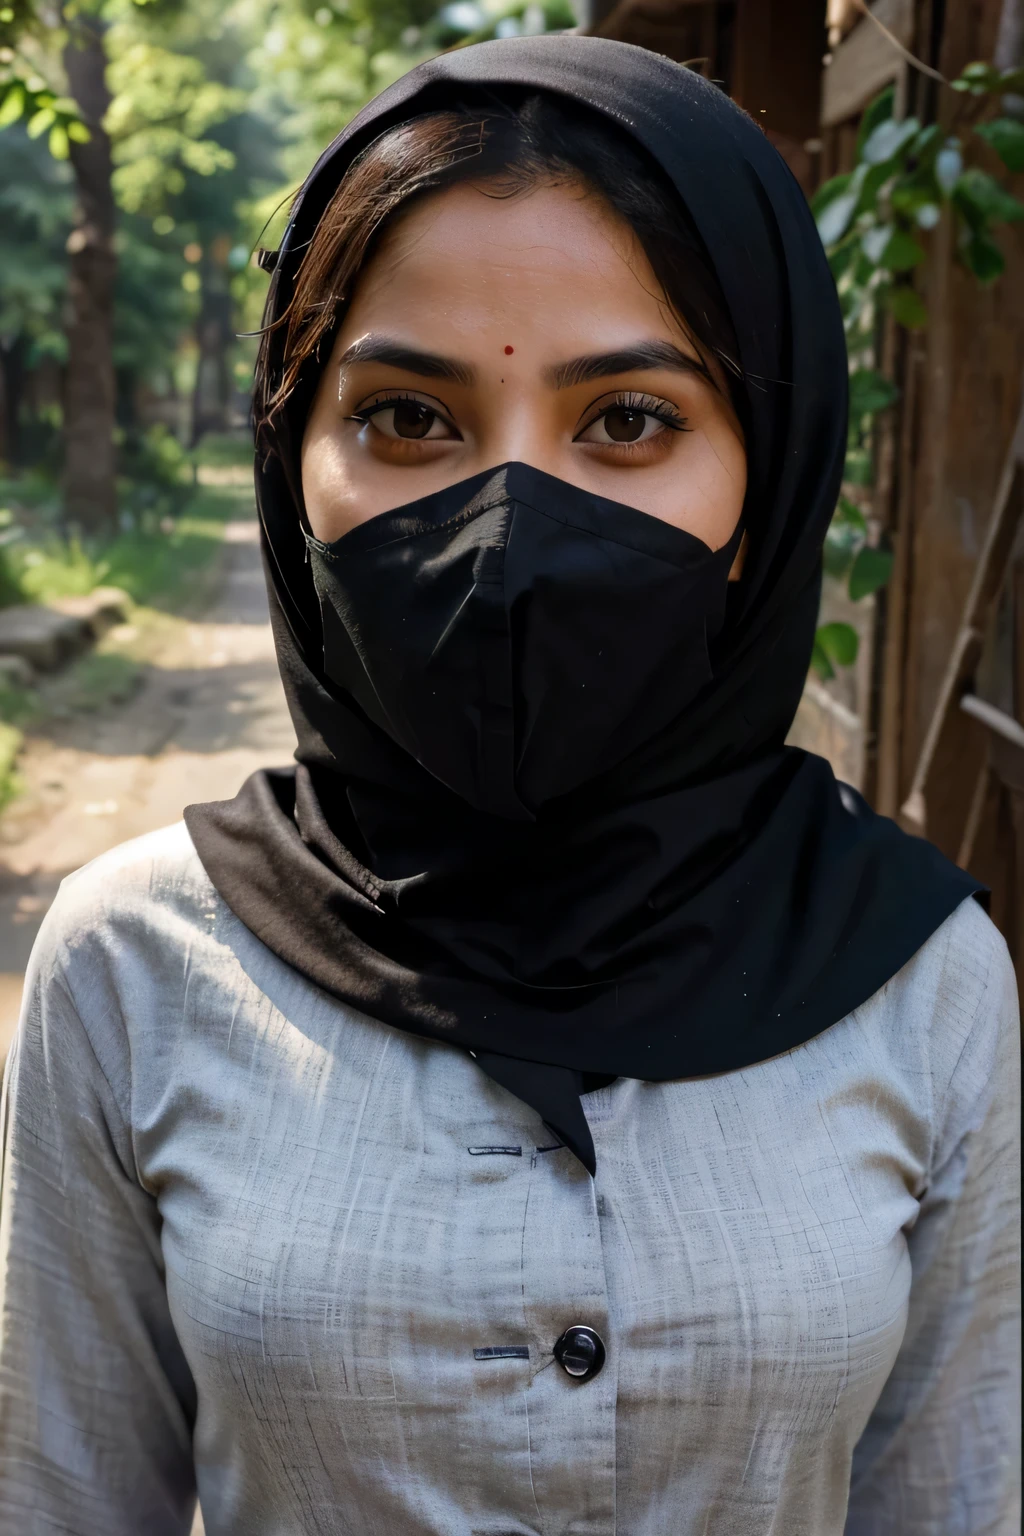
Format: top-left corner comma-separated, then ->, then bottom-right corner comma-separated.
347,391 -> 458,432
575,391 -> 689,439
345,389 -> 690,442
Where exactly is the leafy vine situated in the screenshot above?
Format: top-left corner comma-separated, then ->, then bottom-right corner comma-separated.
810,61 -> 1024,681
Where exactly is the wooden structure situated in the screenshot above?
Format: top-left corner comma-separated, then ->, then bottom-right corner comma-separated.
580,0 -> 1024,960
818,0 -> 1024,962
899,395 -> 1024,960
578,0 -> 827,188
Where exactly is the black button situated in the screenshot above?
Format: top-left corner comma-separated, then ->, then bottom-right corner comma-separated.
553,1324 -> 606,1382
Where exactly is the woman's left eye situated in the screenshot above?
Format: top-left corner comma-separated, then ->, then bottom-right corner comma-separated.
575,399 -> 685,448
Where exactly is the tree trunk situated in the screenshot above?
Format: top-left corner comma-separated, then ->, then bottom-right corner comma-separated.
62,8 -> 117,534
0,336 -> 27,468
189,249 -> 235,448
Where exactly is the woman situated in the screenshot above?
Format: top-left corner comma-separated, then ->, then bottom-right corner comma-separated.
0,35 -> 1019,1536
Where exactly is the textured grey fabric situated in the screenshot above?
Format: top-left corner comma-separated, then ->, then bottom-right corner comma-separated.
0,822 -> 1019,1536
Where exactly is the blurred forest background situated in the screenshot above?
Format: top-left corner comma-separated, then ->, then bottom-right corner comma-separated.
0,0 -> 575,805
0,0 -> 574,537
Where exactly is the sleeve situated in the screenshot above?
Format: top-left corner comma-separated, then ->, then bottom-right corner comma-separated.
844,928 -> 1021,1536
0,925 -> 198,1535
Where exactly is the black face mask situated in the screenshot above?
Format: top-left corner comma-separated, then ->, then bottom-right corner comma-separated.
304,462 -> 743,821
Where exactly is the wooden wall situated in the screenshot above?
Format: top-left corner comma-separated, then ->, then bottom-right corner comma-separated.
585,0 -> 1024,961
872,0 -> 1024,961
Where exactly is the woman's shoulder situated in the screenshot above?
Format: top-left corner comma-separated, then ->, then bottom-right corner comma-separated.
32,820 -> 218,976
894,889 -> 1013,999
13,824 -> 225,1114
867,894 -> 1019,1149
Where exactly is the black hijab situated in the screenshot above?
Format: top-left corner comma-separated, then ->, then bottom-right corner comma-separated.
185,36 -> 979,1174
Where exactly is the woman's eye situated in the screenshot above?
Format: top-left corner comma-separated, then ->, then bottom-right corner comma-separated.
577,407 -> 669,446
364,400 -> 455,441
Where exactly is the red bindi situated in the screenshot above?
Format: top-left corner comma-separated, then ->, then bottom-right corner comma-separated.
504,345 -> 514,355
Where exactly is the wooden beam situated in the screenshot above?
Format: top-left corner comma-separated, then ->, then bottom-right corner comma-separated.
821,0 -> 912,125
900,390 -> 1024,839
732,0 -> 827,143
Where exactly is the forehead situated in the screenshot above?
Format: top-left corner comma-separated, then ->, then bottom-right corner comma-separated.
348,179 -> 666,319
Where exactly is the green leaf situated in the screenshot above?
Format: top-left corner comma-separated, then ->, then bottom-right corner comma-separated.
890,183 -> 936,216
25,107 -> 56,139
810,639 -> 835,680
810,171 -> 852,218
908,123 -> 942,160
816,166 -> 866,246
827,232 -> 859,279
0,84 -> 25,129
961,231 -> 1005,283
860,116 -> 919,167
998,66 -> 1024,93
848,545 -> 894,600
836,494 -> 868,532
860,221 -> 892,263
824,535 -> 856,580
824,498 -> 867,579
855,158 -> 899,219
816,621 -> 860,669
934,142 -> 963,193
880,228 -> 925,271
887,285 -> 929,329
849,369 -> 899,418
954,167 -> 1024,229
66,119 -> 91,143
843,447 -> 874,485
855,85 -> 895,159
818,193 -> 859,247
956,61 -> 1001,92
976,118 -> 1024,174
47,124 -> 69,161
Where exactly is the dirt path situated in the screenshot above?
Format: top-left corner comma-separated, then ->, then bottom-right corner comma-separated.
0,518 -> 296,1058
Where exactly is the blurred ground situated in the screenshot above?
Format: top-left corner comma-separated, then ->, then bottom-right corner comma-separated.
0,514 -> 295,1060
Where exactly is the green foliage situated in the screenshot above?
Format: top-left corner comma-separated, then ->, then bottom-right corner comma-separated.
0,126 -> 72,369
105,34 -> 246,213
950,61 -> 1024,97
975,117 -> 1024,173
0,452 -> 240,611
848,544 -> 894,601
0,720 -> 23,815
886,284 -> 929,328
822,492 -> 894,604
812,622 -> 859,681
12,536 -> 112,601
813,61 -> 1024,676
0,80 -> 90,159
823,496 -> 864,579
816,71 -> 1024,343
429,0 -> 575,47
848,368 -> 898,419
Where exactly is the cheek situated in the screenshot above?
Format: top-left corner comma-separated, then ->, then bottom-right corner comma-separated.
301,396 -> 356,540
692,417 -> 746,514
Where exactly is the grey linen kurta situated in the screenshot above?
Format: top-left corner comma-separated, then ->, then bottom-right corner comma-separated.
0,822 -> 1019,1535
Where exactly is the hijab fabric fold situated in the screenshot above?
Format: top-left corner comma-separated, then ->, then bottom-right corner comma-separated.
185,36 -> 980,1174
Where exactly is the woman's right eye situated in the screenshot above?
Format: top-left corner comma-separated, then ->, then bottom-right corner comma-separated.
359,399 -> 458,441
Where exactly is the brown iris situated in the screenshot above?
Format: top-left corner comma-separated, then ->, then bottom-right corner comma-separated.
602,407 -> 645,443
392,401 -> 435,438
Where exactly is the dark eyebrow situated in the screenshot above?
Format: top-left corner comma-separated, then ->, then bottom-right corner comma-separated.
337,334 -> 475,386
548,341 -> 712,390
